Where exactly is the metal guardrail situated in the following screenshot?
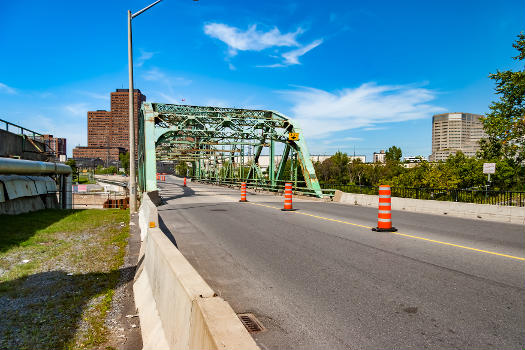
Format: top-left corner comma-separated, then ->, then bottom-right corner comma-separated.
0,118 -> 44,140
320,183 -> 525,207
192,177 -> 333,198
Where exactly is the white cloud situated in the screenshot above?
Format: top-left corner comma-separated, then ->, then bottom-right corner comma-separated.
64,103 -> 91,117
281,83 -> 445,139
204,23 -> 301,56
204,22 -> 322,67
135,49 -> 156,68
157,93 -> 181,104
80,91 -> 107,100
141,68 -> 192,104
281,39 -> 323,65
0,82 -> 17,94
142,67 -> 191,86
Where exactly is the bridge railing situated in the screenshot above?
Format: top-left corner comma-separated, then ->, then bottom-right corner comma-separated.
320,183 -> 525,207
192,177 -> 333,197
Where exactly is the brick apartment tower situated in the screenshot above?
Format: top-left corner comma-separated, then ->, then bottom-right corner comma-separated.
73,89 -> 146,163
42,134 -> 67,156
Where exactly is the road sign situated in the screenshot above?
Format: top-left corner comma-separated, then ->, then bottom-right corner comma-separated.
288,132 -> 299,141
483,163 -> 496,174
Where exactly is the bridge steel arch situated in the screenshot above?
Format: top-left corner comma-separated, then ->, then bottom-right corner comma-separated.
138,102 -> 323,197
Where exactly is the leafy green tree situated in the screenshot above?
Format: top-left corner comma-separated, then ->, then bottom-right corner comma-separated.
176,161 -> 190,176
330,151 -> 350,183
65,159 -> 77,173
348,158 -> 367,185
385,146 -> 402,162
482,33 -> 525,163
119,152 -> 130,175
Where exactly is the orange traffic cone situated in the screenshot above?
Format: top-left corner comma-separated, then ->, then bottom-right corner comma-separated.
372,185 -> 397,232
281,183 -> 295,211
239,182 -> 248,202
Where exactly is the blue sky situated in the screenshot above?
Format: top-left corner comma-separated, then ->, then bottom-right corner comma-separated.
0,0 -> 523,159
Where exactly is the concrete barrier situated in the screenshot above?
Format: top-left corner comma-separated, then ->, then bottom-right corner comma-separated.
335,191 -> 525,225
138,193 -> 159,241
134,192 -> 259,350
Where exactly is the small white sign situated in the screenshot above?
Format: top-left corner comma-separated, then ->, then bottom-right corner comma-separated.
483,163 -> 496,174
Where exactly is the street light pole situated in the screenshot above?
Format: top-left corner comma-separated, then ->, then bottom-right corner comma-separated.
128,0 -> 162,213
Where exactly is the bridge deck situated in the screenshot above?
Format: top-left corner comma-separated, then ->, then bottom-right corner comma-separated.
157,176 -> 524,349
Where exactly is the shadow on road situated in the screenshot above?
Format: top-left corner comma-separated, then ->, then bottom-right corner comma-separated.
159,183 -> 196,202
158,215 -> 178,248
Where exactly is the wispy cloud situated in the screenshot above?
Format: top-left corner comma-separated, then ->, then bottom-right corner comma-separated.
142,67 -> 191,86
63,103 -> 91,117
135,49 -> 156,68
204,23 -> 322,67
0,82 -> 17,94
281,39 -> 323,65
204,23 -> 301,56
142,68 -> 192,104
281,82 -> 445,139
79,91 -> 107,100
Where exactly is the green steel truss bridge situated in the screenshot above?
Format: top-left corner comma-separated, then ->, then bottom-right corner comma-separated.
138,102 -> 324,197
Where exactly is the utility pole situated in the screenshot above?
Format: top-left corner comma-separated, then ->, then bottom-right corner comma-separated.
128,0 -> 162,213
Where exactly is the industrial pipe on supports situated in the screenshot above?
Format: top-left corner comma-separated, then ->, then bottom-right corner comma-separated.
0,158 -> 73,209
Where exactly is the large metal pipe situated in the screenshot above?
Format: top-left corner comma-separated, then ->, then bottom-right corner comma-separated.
0,158 -> 72,175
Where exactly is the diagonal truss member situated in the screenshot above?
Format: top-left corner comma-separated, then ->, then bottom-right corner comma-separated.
138,103 -> 323,197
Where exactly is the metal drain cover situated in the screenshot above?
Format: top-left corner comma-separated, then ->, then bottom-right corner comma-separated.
237,313 -> 265,333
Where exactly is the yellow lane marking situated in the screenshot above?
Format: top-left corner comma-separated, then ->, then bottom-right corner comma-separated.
250,202 -> 372,229
248,202 -> 525,262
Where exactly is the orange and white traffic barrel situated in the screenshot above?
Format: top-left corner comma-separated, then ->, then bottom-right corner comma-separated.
281,183 -> 295,211
372,185 -> 397,232
239,182 -> 248,202
156,173 -> 160,180
183,177 -> 187,187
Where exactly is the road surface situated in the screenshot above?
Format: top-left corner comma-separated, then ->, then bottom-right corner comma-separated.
157,176 -> 524,349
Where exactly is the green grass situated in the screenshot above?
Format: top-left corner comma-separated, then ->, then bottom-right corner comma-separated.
75,174 -> 96,184
0,209 -> 129,350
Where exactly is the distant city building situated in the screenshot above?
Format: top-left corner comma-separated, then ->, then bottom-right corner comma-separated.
42,134 -> 66,157
73,157 -> 105,170
73,89 -> 146,163
349,155 -> 366,163
429,112 -> 487,161
373,150 -> 386,163
403,156 -> 423,163
73,146 -> 126,165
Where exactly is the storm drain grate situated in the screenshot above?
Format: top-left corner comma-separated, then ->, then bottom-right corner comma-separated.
237,313 -> 265,333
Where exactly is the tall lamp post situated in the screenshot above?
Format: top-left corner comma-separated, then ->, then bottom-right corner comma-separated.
128,0 -> 163,213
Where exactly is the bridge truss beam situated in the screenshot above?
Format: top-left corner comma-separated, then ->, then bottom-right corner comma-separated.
138,103 -> 323,197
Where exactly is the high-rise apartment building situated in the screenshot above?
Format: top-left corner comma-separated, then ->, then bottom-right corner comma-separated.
429,112 -> 487,161
73,89 -> 146,163
42,134 -> 66,157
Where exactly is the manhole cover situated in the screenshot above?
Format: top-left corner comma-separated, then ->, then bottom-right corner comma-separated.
210,209 -> 228,212
237,313 -> 265,333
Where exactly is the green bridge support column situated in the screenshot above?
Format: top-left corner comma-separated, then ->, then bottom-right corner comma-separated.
269,139 -> 275,187
142,103 -> 158,192
292,124 -> 323,197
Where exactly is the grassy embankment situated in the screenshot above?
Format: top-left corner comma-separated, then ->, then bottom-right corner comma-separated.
0,209 -> 129,350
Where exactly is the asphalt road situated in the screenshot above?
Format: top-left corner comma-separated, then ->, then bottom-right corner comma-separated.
157,176 -> 524,350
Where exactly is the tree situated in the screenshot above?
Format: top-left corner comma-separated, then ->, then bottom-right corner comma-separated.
482,33 -> 525,163
176,161 -> 190,176
119,152 -> 130,175
385,146 -> 402,162
65,159 -> 77,173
